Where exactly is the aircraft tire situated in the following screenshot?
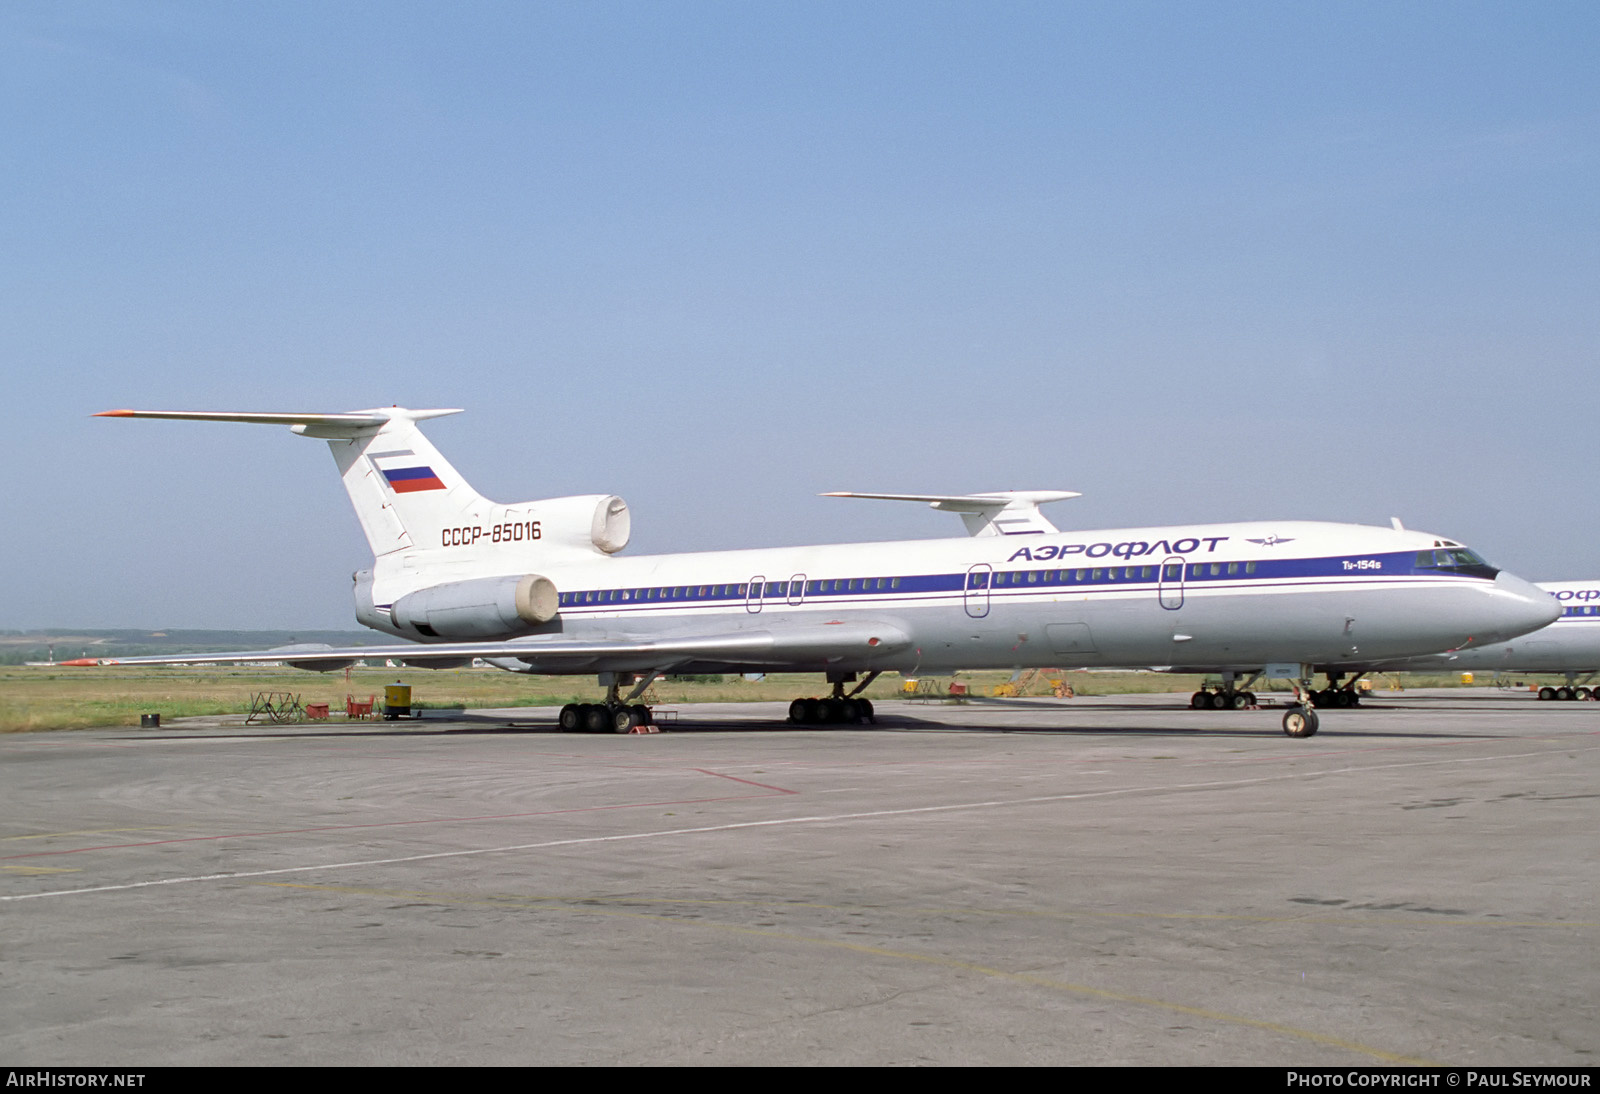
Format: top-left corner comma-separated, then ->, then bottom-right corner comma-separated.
1539,686 -> 1556,701
612,707 -> 637,733
558,704 -> 582,732
631,704 -> 651,726
1241,691 -> 1257,707
1190,691 -> 1208,710
1226,692 -> 1249,710
859,698 -> 876,724
1556,687 -> 1574,701
584,706 -> 611,733
789,698 -> 809,723
1283,708 -> 1319,738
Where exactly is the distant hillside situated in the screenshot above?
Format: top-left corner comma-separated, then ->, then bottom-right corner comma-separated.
1,629 -> 379,665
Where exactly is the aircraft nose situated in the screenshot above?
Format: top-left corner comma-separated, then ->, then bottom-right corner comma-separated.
1486,572 -> 1562,640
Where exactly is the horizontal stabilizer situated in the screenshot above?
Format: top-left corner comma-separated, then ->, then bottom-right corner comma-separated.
95,407 -> 463,440
821,490 -> 1079,537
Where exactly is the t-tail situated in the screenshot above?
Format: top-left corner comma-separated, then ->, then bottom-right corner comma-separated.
95,407 -> 632,638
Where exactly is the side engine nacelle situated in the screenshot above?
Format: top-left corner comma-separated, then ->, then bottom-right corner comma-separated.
390,574 -> 559,639
534,494 -> 631,555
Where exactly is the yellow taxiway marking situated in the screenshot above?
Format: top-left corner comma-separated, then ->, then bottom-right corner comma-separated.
1,826 -> 180,842
265,881 -> 1438,1066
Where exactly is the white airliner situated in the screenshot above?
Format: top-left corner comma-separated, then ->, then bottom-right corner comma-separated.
95,406 -> 1560,737
1356,580 -> 1600,701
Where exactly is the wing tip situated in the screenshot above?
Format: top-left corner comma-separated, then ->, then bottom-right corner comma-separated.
94,409 -> 135,417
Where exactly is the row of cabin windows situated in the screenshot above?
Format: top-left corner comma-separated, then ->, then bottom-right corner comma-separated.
557,577 -> 906,606
1563,605 -> 1598,616
983,562 -> 1258,587
555,562 -> 1265,608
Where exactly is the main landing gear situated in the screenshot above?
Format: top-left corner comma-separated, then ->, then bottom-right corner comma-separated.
1537,673 -> 1596,701
558,671 -> 659,733
1537,686 -> 1593,701
788,671 -> 880,726
1189,671 -> 1259,711
559,701 -> 654,733
1190,687 -> 1258,710
1309,671 -> 1365,708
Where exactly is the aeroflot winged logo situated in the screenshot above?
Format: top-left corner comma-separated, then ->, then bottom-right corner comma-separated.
1246,535 -> 1296,547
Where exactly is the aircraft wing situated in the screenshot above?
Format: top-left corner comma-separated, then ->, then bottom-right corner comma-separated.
85,623 -> 912,675
821,490 -> 1078,536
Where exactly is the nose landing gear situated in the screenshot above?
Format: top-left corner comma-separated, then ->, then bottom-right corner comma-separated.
1282,706 -> 1320,738
1282,672 -> 1320,738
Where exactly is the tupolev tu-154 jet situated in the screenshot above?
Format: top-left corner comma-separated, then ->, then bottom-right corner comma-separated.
95,406 -> 1559,737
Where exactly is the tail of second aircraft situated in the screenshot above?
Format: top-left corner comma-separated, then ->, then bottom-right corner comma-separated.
94,407 -> 632,561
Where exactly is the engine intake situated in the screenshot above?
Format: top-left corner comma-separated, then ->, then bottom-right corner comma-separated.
530,494 -> 630,554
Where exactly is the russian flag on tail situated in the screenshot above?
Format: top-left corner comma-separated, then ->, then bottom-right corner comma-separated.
382,466 -> 447,493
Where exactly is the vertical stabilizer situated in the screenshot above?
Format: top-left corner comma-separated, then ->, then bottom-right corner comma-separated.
296,410 -> 483,557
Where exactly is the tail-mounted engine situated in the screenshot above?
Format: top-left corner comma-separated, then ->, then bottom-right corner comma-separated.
390,574 -> 559,639
533,495 -> 631,555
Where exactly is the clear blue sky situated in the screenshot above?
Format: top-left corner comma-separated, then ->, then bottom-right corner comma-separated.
3,1 -> 1596,629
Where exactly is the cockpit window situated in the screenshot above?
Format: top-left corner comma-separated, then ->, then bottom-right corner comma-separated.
1416,548 -> 1489,569
1415,547 -> 1498,578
